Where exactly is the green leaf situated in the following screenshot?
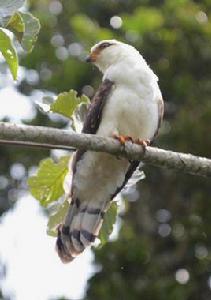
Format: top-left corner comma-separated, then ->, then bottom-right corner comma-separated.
99,202 -> 118,245
28,156 -> 69,207
6,12 -> 24,41
3,11 -> 40,53
50,89 -> 90,119
0,0 -> 25,25
6,12 -> 40,53
17,12 -> 40,52
6,12 -> 25,35
47,199 -> 69,237
0,28 -> 18,79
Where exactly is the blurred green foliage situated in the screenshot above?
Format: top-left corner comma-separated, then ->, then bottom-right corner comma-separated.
99,201 -> 118,246
0,0 -> 211,299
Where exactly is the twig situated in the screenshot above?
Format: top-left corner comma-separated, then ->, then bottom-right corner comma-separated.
0,139 -> 76,151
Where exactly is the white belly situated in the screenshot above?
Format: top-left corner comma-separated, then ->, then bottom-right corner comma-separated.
97,85 -> 159,140
72,151 -> 129,203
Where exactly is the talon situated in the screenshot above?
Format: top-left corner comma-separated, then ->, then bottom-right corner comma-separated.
134,139 -> 151,147
112,134 -> 129,145
113,135 -> 150,147
124,136 -> 134,142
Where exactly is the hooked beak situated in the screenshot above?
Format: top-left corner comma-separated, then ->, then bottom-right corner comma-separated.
85,53 -> 97,63
85,55 -> 92,62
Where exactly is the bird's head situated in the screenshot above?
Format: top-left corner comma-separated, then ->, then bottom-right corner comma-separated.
86,39 -> 138,73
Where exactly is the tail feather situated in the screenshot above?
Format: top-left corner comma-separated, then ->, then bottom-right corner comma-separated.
56,198 -> 109,263
79,202 -> 106,247
71,209 -> 86,252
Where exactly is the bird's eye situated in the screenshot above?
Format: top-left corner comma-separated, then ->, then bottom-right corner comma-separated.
99,42 -> 112,49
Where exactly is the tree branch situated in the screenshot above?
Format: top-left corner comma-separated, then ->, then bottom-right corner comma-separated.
0,122 -> 210,177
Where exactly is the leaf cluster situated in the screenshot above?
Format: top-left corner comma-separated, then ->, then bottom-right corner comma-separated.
0,0 -> 40,79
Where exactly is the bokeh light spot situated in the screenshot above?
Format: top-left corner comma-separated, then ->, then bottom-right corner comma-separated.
195,11 -> 208,24
82,85 -> 94,98
110,16 -> 122,29
51,34 -> 64,47
158,223 -> 171,237
10,163 -> 26,180
49,0 -> 63,15
195,244 -> 208,259
69,43 -> 83,56
55,47 -> 69,61
175,269 -> 190,284
156,209 -> 171,223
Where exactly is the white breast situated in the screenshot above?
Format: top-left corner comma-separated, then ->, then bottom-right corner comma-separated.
97,84 -> 159,141
98,55 -> 161,140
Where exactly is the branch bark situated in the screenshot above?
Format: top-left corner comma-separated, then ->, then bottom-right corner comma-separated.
0,122 -> 210,177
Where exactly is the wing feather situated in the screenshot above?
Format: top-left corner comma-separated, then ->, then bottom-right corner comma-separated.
72,79 -> 114,174
152,97 -> 164,142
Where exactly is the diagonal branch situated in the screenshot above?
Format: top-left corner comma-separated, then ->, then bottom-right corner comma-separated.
0,122 -> 210,177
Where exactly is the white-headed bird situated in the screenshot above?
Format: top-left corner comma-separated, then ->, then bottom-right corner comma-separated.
56,40 -> 164,263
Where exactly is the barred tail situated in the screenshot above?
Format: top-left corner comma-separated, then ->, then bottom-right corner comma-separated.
56,197 -> 109,263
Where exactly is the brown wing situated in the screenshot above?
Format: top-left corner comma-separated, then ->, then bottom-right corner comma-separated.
111,160 -> 140,199
82,79 -> 114,134
72,79 -> 114,174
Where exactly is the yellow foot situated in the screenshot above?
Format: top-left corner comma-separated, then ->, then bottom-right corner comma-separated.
112,134 -> 133,145
134,139 -> 151,147
113,134 -> 150,148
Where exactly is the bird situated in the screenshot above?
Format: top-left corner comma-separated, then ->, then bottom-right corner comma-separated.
56,39 -> 164,263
